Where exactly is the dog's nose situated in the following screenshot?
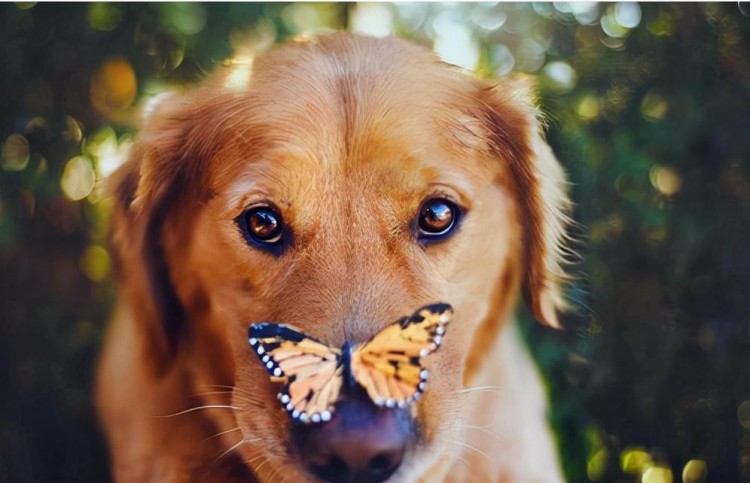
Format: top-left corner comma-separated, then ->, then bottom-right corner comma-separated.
293,394 -> 414,483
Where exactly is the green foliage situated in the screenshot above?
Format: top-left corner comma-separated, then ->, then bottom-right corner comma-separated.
1,3 -> 749,482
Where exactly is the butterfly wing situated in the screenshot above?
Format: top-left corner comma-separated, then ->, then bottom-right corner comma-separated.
248,323 -> 343,423
350,303 -> 453,408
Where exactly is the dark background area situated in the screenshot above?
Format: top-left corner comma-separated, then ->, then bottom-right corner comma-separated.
1,3 -> 750,482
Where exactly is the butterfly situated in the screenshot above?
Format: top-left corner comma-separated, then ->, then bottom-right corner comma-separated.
247,303 -> 452,424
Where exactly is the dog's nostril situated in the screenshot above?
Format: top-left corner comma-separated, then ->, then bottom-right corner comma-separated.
367,454 -> 393,471
306,440 -> 405,483
313,455 -> 351,481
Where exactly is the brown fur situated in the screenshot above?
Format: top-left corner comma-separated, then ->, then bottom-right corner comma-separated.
96,33 -> 570,482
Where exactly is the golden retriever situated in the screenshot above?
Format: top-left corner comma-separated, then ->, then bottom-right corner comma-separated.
96,33 -> 570,483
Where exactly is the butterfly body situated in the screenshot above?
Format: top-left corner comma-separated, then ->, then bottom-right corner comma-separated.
248,303 -> 453,424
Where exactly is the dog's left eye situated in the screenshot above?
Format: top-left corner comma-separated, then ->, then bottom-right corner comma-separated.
236,204 -> 286,253
416,198 -> 461,242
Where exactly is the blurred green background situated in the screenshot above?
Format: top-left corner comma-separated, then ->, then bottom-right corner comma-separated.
2,3 -> 750,482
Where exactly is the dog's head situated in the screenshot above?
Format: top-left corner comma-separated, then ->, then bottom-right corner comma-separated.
109,33 -> 569,482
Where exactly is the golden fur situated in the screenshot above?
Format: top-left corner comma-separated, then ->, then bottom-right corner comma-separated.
96,33 -> 570,482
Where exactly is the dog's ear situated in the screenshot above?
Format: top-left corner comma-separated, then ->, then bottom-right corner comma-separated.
475,76 -> 572,328
107,92 -> 225,373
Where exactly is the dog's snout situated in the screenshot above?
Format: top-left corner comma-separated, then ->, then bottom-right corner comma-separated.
294,394 -> 414,483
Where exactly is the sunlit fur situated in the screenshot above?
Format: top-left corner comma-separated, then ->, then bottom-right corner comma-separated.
96,33 -> 570,482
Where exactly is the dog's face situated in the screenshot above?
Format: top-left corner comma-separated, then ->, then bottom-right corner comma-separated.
110,34 -> 569,482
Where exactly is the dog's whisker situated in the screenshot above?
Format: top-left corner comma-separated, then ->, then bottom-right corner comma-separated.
201,426 -> 241,443
245,452 -> 267,467
253,457 -> 272,477
154,405 -> 240,419
452,440 -> 492,462
201,384 -> 236,390
457,385 -> 502,395
267,464 -> 284,482
191,390 -> 234,398
200,384 -> 248,395
200,384 -> 257,400
442,450 -> 470,469
214,438 -> 246,464
459,423 -> 501,442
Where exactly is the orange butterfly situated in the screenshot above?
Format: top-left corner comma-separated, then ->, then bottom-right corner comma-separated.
247,303 -> 452,424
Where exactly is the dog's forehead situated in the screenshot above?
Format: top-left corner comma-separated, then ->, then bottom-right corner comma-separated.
213,36 -> 485,158
211,36 -> 504,217
219,132 -> 489,221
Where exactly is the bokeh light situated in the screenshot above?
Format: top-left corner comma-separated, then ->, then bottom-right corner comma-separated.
350,3 -> 393,38
737,400 -> 750,429
61,156 -> 96,201
1,133 -> 30,171
615,2 -> 642,29
90,58 -> 137,124
682,459 -> 708,483
641,92 -> 669,121
224,56 -> 254,92
621,447 -> 653,475
490,44 -> 516,76
569,2 -> 600,25
85,127 -> 131,178
577,94 -> 601,121
470,5 -> 507,31
587,447 -> 608,481
432,10 -> 480,71
542,61 -> 578,93
164,3 -> 207,36
642,466 -> 673,483
80,244 -> 111,282
649,165 -> 683,196
86,3 -> 122,31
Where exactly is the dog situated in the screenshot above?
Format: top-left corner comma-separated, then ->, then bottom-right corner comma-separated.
96,33 -> 570,482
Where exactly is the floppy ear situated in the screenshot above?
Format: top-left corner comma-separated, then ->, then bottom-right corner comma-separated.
107,92 -> 224,373
476,76 -> 572,328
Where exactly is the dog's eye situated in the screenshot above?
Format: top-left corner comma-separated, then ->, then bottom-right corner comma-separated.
238,205 -> 285,249
417,198 -> 460,240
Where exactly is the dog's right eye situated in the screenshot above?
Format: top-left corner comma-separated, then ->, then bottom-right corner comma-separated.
416,198 -> 460,242
236,204 -> 286,253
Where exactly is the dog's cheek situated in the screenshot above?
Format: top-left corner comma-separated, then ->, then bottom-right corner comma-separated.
414,340 -> 464,444
233,363 -> 293,458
